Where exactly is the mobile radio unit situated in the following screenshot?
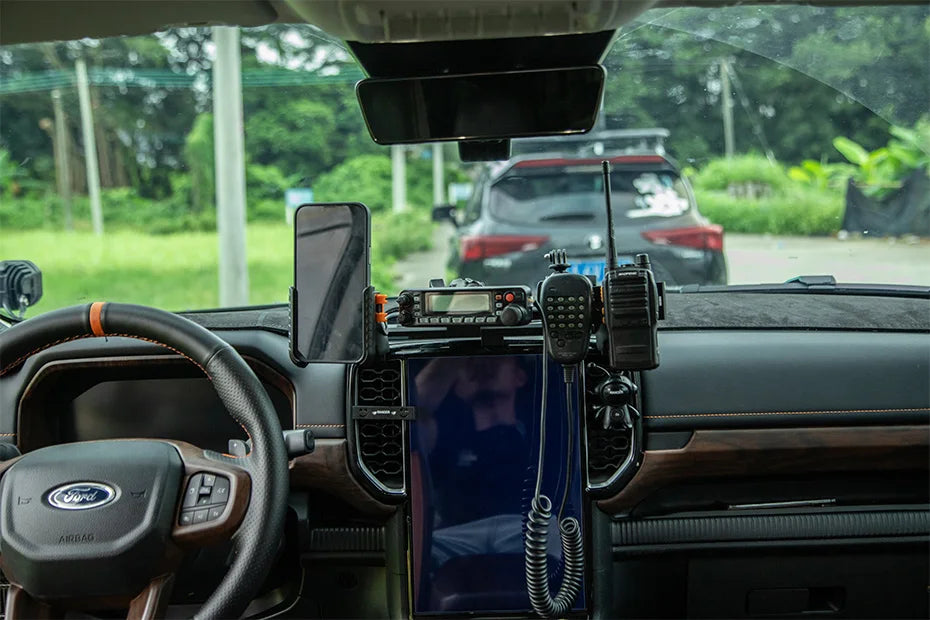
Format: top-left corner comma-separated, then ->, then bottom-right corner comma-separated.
395,285 -> 533,327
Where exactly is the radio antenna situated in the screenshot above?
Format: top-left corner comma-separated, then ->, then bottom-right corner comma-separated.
602,161 -> 618,273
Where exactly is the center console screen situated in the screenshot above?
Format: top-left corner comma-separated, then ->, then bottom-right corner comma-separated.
406,354 -> 585,615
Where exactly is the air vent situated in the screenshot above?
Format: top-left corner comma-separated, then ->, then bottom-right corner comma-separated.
0,570 -> 8,619
354,362 -> 406,495
357,365 -> 402,406
584,364 -> 638,490
587,426 -> 631,482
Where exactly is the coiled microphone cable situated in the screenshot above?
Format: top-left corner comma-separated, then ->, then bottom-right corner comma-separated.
524,336 -> 584,618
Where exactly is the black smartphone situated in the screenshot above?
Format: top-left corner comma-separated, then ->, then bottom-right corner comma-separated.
290,203 -> 371,364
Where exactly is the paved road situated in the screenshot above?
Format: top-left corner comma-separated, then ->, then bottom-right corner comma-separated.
724,234 -> 930,286
394,226 -> 930,289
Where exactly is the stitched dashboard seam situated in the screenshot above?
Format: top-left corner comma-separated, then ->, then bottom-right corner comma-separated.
0,332 -> 207,376
0,334 -> 93,377
645,407 -> 930,419
296,423 -> 345,428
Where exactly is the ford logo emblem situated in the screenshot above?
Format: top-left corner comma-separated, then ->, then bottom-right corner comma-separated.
47,482 -> 117,510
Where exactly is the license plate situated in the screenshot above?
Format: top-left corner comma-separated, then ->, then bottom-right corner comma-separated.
567,258 -> 632,283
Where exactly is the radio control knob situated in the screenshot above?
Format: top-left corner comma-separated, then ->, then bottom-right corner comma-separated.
397,293 -> 415,308
499,303 -> 529,326
398,310 -> 413,325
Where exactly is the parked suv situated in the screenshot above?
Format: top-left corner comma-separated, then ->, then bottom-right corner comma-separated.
436,130 -> 727,288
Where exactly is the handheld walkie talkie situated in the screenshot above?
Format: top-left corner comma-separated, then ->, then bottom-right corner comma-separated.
600,162 -> 665,370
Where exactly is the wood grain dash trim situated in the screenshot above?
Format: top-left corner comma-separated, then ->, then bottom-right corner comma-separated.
597,425 -> 930,515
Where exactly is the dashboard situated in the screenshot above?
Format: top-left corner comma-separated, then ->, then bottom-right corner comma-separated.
0,292 -> 927,618
16,356 -> 293,453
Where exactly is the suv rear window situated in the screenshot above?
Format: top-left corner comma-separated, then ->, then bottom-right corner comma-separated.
487,167 -> 691,225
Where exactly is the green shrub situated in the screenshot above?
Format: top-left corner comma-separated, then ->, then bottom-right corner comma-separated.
313,155 -> 393,212
248,199 -> 284,223
371,210 -> 433,260
831,120 -> 930,198
184,113 -> 215,212
406,151 -> 471,209
0,194 -> 58,230
314,152 -> 469,213
691,155 -> 789,194
246,163 -> 298,203
147,211 -> 217,235
369,209 -> 435,292
695,187 -> 843,236
787,159 -> 855,191
1,188 -> 203,232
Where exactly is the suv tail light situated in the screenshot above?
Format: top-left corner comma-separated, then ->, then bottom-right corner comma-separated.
641,225 -> 724,252
461,235 -> 550,261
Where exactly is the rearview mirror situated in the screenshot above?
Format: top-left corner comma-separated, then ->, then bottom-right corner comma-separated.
431,204 -> 458,224
356,66 -> 605,145
290,203 -> 371,365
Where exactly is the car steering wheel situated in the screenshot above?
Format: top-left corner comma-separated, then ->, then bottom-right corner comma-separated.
0,302 -> 289,619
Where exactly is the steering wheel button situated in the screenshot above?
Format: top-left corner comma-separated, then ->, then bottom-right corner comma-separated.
207,506 -> 224,521
192,509 -> 208,524
212,476 -> 230,503
179,511 -> 194,526
183,474 -> 202,507
201,473 -> 216,487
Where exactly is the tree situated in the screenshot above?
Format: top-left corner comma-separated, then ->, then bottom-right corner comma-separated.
601,4 -> 928,164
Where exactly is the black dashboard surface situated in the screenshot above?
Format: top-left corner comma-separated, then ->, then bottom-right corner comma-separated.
0,293 -> 926,620
178,292 -> 930,333
1,292 -> 927,446
642,330 -> 930,430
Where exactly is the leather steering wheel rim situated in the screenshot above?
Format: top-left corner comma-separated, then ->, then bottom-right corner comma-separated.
0,302 -> 289,619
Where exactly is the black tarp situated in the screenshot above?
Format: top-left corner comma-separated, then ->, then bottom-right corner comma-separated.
842,169 -> 930,237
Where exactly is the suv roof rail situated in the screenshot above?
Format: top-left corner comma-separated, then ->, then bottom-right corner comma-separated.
512,128 -> 669,156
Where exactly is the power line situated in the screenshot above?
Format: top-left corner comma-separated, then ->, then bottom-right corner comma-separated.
726,60 -> 776,163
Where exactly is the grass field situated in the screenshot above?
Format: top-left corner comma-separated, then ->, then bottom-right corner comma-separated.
1,224 -> 297,315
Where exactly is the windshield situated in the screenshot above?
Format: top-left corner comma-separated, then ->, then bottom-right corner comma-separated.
1,4 -> 928,317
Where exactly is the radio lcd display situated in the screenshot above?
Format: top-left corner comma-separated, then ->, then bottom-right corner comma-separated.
424,291 -> 491,314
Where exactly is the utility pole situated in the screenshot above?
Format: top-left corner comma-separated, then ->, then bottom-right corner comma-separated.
51,89 -> 73,231
212,26 -> 250,307
391,144 -> 406,213
720,58 -> 735,159
432,143 -> 444,207
75,59 -> 103,235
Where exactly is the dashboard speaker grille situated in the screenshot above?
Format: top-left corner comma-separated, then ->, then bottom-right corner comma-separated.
354,362 -> 405,492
